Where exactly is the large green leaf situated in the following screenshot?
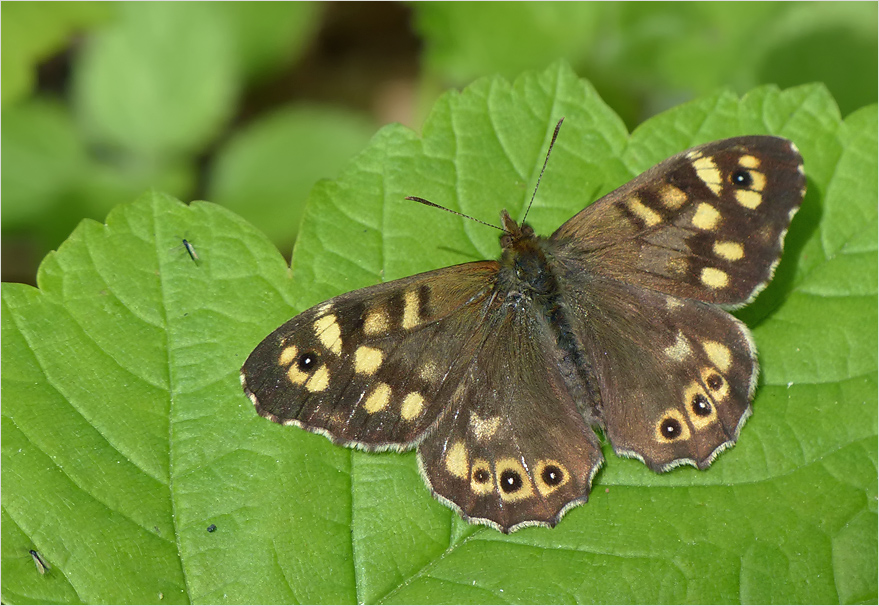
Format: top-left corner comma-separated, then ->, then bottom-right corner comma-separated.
3,65 -> 876,604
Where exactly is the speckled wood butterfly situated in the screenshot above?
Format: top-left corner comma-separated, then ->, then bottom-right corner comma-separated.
241,122 -> 805,532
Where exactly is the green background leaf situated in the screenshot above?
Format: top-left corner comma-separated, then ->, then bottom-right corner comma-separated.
414,2 -> 878,127
72,2 -> 238,157
2,66 -> 876,604
207,105 -> 376,248
0,2 -> 111,106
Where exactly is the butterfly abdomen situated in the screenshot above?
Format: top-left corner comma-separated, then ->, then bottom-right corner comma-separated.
498,223 -> 603,421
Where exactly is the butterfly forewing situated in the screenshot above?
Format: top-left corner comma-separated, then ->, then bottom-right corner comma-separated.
242,262 -> 500,449
553,136 -> 805,305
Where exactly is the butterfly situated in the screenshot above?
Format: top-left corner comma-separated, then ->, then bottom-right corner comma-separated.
241,121 -> 805,532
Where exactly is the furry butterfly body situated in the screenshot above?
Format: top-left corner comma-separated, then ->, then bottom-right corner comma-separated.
241,133 -> 805,532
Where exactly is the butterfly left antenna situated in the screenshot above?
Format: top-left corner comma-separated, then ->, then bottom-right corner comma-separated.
522,118 -> 564,223
405,196 -> 506,232
407,117 -> 563,232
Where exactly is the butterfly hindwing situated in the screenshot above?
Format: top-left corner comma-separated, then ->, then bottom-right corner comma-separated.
560,273 -> 757,470
416,293 -> 603,531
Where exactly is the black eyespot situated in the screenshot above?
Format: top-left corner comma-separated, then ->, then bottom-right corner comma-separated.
541,465 -> 564,486
661,417 -> 683,439
499,469 -> 523,493
692,393 -> 712,416
706,373 -> 723,391
731,170 -> 752,188
206,524 -> 217,533
297,351 -> 319,371
473,468 -> 490,484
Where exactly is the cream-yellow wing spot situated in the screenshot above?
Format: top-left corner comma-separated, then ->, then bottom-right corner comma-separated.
735,189 -> 763,209
286,368 -> 307,386
469,412 -> 502,441
659,184 -> 687,210
278,345 -> 298,367
363,308 -> 389,335
693,156 -> 723,195
713,241 -> 744,261
354,345 -> 383,375
401,392 -> 426,420
445,441 -> 469,480
702,340 -> 732,372
314,314 -> 342,355
363,382 -> 391,413
750,170 -> 767,191
305,365 -> 330,393
738,154 -> 760,169
664,332 -> 692,362
700,267 -> 729,290
626,195 -> 662,226
692,203 -> 721,230
419,360 -> 441,383
402,290 -> 421,329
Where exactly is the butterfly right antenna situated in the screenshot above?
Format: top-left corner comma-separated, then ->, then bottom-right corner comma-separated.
521,117 -> 564,224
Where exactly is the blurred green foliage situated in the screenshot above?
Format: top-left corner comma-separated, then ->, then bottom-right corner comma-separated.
415,2 -> 878,124
2,1 -> 876,285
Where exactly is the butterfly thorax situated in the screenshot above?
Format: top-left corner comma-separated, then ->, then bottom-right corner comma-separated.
498,210 -> 556,297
